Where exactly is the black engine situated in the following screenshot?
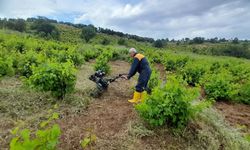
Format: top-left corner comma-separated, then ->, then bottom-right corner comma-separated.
89,70 -> 109,90
89,70 -> 126,97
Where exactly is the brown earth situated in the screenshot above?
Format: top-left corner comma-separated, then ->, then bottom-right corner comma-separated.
154,63 -> 166,81
215,101 -> 250,134
2,60 -> 250,149
57,61 -> 186,150
57,61 -> 137,149
57,61 -> 250,149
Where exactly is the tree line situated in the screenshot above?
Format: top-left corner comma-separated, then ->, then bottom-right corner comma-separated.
0,17 -> 249,59
1,17 -> 247,44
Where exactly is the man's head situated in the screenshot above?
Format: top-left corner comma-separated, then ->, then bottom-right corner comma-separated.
129,48 -> 137,57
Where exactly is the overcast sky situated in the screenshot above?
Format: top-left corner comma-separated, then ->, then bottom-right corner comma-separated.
0,0 -> 250,39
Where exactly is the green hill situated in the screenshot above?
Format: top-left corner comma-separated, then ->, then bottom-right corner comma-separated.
1,17 -> 250,149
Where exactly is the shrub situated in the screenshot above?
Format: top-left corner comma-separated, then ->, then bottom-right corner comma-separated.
209,61 -> 221,73
68,49 -> 85,66
17,51 -> 40,77
15,42 -> 26,53
10,113 -> 61,150
54,48 -> 84,66
148,52 -> 163,64
232,81 -> 250,104
135,76 -> 209,129
3,18 -> 26,32
101,38 -> 110,45
147,68 -> 160,93
181,62 -> 207,86
117,38 -> 126,45
0,57 -> 14,77
153,39 -> 164,48
83,49 -> 99,61
165,59 -> 175,71
94,56 -> 110,74
228,63 -> 250,83
94,50 -> 113,74
164,55 -> 190,72
202,71 -> 233,100
80,25 -> 96,43
28,61 -> 76,99
31,20 -> 60,40
175,56 -> 190,68
110,48 -> 129,61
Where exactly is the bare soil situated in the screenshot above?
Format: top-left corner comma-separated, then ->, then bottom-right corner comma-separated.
154,63 -> 166,80
2,60 -> 250,149
57,61 -> 185,149
215,101 -> 250,134
57,61 -> 137,149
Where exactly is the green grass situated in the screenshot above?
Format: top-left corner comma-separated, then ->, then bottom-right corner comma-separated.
192,108 -> 250,150
1,23 -> 250,149
0,64 -> 93,148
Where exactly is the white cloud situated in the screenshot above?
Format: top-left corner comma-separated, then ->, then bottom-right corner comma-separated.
0,0 -> 56,18
0,0 -> 250,39
111,3 -> 143,18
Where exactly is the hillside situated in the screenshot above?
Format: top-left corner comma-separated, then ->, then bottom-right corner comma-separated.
0,18 -> 250,149
1,17 -> 250,59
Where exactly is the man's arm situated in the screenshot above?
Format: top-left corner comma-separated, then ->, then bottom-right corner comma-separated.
127,58 -> 139,79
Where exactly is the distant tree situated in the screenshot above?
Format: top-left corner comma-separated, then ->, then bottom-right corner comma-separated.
191,37 -> 205,44
209,37 -> 218,43
2,18 -> 26,32
101,38 -> 110,45
219,38 -> 226,42
97,27 -> 154,43
5,19 -> 15,29
232,37 -> 239,44
176,41 -> 181,45
184,38 -> 190,43
28,16 -> 58,23
15,19 -> 26,32
118,38 -> 126,45
153,39 -> 164,48
80,25 -> 96,42
31,19 -> 60,40
0,18 -> 5,28
162,38 -> 168,46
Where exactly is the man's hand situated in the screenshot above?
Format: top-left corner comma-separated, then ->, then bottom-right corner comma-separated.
121,75 -> 128,80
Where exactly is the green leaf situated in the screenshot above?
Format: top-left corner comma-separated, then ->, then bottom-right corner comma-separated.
20,129 -> 30,141
10,127 -> 19,135
51,113 -> 59,119
40,121 -> 49,128
81,137 -> 91,148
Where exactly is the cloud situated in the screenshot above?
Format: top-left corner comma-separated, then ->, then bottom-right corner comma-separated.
105,0 -> 250,39
0,0 -> 250,39
0,0 -> 56,18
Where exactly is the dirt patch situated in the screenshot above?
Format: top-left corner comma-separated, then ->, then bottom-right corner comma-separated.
154,63 -> 166,81
57,60 -> 187,149
58,60 -> 138,149
58,97 -> 137,149
4,60 -> 248,149
215,102 -> 250,133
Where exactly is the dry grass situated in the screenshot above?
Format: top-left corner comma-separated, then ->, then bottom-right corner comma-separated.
0,62 -> 94,149
1,61 -> 250,149
189,108 -> 250,150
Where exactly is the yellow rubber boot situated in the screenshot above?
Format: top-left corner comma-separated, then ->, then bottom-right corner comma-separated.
140,91 -> 148,102
128,91 -> 141,103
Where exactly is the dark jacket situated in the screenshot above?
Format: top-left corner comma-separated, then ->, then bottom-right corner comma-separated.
127,53 -> 151,79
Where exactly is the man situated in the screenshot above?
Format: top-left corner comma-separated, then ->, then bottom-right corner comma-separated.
123,48 -> 152,103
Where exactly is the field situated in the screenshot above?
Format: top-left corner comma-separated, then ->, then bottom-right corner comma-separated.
1,20 -> 250,149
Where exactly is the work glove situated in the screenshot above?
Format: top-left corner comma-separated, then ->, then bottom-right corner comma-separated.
121,75 -> 128,80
